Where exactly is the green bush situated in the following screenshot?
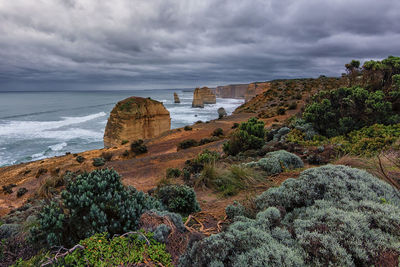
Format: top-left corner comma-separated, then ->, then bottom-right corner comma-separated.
166,168 -> 182,178
223,117 -> 265,155
92,157 -> 105,167
75,155 -> 85,163
212,128 -> 224,137
330,123 -> 400,156
178,139 -> 198,150
156,185 -> 200,215
194,149 -> 220,165
32,169 -> 162,247
179,165 -> 400,266
16,232 -> 172,267
184,126 -> 192,131
246,150 -> 304,175
131,140 -> 148,154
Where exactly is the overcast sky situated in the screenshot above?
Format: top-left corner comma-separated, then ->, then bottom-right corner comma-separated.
0,0 -> 399,90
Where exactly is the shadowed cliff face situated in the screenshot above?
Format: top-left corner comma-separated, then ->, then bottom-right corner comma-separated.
104,97 -> 171,147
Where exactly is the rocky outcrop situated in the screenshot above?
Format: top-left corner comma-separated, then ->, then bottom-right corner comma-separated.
104,97 -> 171,148
174,92 -> 180,103
215,84 -> 248,99
245,82 -> 270,102
192,87 -> 216,108
218,107 -> 227,118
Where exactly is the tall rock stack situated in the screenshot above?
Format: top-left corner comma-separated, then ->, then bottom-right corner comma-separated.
104,97 -> 171,148
174,92 -> 181,103
192,87 -> 216,108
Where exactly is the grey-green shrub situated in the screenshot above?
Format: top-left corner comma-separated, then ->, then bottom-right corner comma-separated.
33,168 -> 162,247
156,185 -> 201,215
179,165 -> 400,266
246,150 -> 304,175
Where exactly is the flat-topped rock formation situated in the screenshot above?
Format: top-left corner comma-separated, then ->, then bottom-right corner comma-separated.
104,97 -> 171,147
245,82 -> 270,102
192,87 -> 216,108
215,84 -> 248,99
174,92 -> 180,103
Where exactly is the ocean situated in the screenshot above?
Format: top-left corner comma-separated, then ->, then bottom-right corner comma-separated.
0,89 -> 244,167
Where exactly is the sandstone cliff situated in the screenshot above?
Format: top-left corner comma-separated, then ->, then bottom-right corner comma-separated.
104,97 -> 171,147
192,87 -> 216,108
174,92 -> 180,103
245,82 -> 270,102
215,84 -> 248,99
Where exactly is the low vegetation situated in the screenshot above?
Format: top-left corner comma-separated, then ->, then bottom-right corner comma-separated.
223,117 -> 266,155
180,165 -> 400,266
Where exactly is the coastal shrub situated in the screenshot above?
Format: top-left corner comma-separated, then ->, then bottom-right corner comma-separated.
303,85 -> 400,137
131,140 -> 148,154
75,155 -> 85,163
17,232 -> 172,267
178,139 -> 198,150
166,168 -> 182,178
287,123 -> 400,156
196,164 -> 261,196
246,150 -> 303,175
32,169 -> 162,247
101,151 -> 113,161
194,149 -> 220,165
212,128 -> 224,137
288,102 -> 297,110
179,165 -> 400,266
198,136 -> 219,145
156,185 -> 200,215
331,123 -> 400,156
184,125 -> 192,131
92,157 -> 105,167
277,107 -> 286,115
16,188 -> 28,198
223,117 -> 265,155
232,123 -> 239,129
121,140 -> 129,145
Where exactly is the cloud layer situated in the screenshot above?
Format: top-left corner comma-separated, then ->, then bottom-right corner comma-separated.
1,0 -> 400,89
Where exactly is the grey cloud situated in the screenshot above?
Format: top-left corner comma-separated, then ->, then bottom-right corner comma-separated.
0,0 -> 399,90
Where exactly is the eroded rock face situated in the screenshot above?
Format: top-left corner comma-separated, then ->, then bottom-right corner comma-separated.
215,84 -> 248,99
104,97 -> 171,148
174,92 -> 180,103
245,82 -> 270,102
192,87 -> 216,108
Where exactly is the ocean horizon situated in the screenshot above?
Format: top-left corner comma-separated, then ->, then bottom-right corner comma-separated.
0,89 -> 244,167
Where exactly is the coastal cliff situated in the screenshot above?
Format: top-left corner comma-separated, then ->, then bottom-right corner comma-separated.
104,97 -> 171,147
192,87 -> 216,108
244,82 -> 270,102
215,84 -> 248,99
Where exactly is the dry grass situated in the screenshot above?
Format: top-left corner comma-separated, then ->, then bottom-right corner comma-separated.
37,175 -> 66,199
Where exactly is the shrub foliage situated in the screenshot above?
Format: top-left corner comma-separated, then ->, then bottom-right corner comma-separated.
179,165 -> 400,266
32,169 -> 161,247
156,185 -> 200,215
223,117 -> 265,155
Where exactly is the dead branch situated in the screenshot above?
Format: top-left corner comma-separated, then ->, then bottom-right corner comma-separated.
41,244 -> 85,267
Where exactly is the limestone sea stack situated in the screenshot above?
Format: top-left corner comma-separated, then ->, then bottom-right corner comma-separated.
174,92 -> 181,103
192,87 -> 216,108
104,97 -> 171,148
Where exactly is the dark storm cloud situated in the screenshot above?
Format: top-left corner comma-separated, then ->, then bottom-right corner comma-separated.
0,0 -> 400,90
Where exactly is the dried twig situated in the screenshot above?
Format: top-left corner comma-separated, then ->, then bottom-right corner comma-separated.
377,155 -> 400,191
41,244 -> 85,266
